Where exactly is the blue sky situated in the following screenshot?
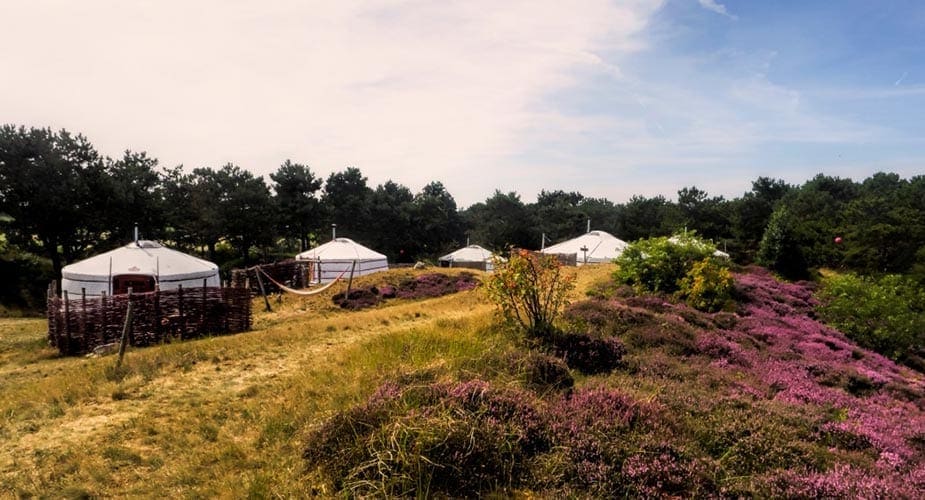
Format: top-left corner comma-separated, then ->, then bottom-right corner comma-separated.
1,1 -> 923,206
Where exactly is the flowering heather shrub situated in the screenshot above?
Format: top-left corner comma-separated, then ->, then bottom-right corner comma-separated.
623,322 -> 698,355
561,299 -> 655,337
545,388 -> 675,494
620,443 -> 715,498
549,331 -> 626,374
695,332 -> 753,367
518,353 -> 574,392
332,272 -> 478,309
304,379 -> 551,496
765,464 -> 925,499
395,272 -> 479,299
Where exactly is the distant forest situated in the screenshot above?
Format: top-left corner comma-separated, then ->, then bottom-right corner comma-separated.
2,125 -> 924,310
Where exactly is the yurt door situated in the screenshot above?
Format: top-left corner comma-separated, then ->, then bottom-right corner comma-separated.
112,274 -> 156,295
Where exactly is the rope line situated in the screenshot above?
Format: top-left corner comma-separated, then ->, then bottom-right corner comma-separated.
255,266 -> 348,296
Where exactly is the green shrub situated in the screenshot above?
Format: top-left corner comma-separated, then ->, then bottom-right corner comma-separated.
817,272 -> 925,364
484,250 -> 575,339
679,258 -> 735,312
615,233 -> 732,312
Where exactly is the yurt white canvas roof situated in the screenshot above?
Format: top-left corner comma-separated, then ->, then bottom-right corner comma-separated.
61,240 -> 220,296
295,238 -> 389,282
438,244 -> 501,271
540,230 -> 628,265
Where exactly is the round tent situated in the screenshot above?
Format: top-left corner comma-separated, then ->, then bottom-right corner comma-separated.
438,244 -> 501,272
295,238 -> 389,283
61,240 -> 220,296
540,230 -> 628,265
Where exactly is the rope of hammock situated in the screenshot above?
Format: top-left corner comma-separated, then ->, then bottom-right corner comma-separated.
255,265 -> 350,296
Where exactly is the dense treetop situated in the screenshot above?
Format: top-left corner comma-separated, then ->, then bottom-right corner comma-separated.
2,124 -> 924,309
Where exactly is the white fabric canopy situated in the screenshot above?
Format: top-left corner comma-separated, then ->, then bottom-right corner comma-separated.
295,238 -> 389,282
540,230 -> 628,265
61,240 -> 220,296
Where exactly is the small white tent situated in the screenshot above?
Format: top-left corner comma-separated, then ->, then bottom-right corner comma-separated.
540,230 -> 628,265
295,238 -> 389,283
438,244 -> 500,271
61,240 -> 220,296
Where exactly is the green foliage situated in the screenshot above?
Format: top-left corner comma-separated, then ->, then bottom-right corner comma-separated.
817,272 -> 925,364
614,233 -> 716,294
484,250 -> 575,338
269,160 -> 323,251
757,205 -> 808,280
616,233 -> 732,312
679,258 -> 734,312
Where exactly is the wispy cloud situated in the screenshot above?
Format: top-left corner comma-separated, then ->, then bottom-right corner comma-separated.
698,0 -> 738,20
0,0 -> 663,205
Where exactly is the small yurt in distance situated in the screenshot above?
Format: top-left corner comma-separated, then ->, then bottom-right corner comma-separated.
295,237 -> 389,283
61,240 -> 220,296
540,230 -> 628,265
438,244 -> 500,272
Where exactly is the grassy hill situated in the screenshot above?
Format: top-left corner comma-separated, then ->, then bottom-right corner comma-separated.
1,265 -> 924,497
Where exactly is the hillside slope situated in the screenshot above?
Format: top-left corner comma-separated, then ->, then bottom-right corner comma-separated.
1,266 -> 924,497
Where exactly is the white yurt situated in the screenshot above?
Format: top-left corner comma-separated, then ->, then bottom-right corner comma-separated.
438,244 -> 501,272
61,240 -> 220,296
295,238 -> 389,283
540,230 -> 628,265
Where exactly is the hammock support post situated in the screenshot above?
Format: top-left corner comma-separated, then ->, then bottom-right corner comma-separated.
345,260 -> 357,300
254,266 -> 272,312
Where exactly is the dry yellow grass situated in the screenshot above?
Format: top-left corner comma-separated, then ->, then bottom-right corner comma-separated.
0,264 -> 616,497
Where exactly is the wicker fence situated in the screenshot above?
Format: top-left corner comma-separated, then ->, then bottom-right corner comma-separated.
46,282 -> 252,356
230,259 -> 310,294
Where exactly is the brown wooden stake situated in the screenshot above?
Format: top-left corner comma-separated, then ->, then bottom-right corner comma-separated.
345,260 -> 357,300
116,287 -> 133,368
63,290 -> 71,354
178,284 -> 185,339
201,278 -> 207,329
255,266 -> 272,312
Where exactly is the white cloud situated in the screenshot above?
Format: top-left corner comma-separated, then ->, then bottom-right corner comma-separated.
0,0 -> 663,205
698,0 -> 738,20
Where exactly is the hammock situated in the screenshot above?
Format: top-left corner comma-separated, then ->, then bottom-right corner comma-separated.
256,266 -> 349,296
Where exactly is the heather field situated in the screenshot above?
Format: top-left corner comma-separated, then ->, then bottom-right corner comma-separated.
1,265 -> 924,497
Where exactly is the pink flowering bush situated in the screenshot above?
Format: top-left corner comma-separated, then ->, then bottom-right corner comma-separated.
305,265 -> 925,497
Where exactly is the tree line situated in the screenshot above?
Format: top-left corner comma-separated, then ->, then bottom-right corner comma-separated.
2,125 -> 924,309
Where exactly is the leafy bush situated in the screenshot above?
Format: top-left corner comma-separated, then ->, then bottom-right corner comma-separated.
817,272 -> 925,365
615,233 -> 732,312
678,258 -> 735,312
484,250 -> 575,338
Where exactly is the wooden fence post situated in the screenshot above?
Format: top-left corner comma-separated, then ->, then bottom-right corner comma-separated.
201,278 -> 207,331
116,287 -> 133,368
101,291 -> 108,345
153,285 -> 161,341
255,266 -> 272,312
63,290 -> 72,355
344,260 -> 357,304
80,288 -> 87,347
178,284 -> 185,339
